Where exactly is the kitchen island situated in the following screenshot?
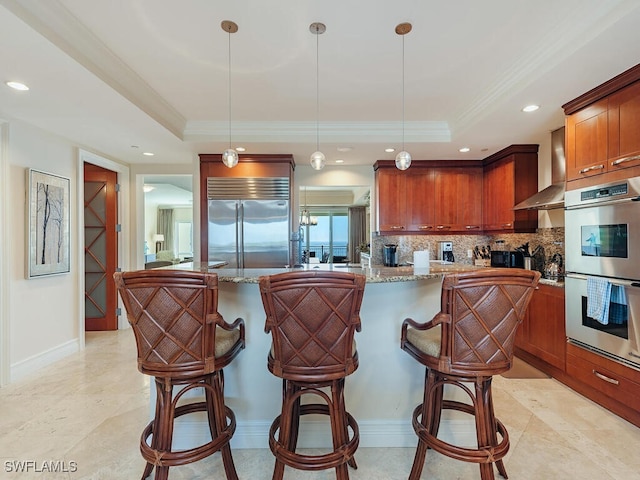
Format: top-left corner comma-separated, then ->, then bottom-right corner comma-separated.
154,262 -> 486,449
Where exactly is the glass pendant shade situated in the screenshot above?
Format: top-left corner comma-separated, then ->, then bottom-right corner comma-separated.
310,150 -> 326,170
222,148 -> 239,168
395,150 -> 412,170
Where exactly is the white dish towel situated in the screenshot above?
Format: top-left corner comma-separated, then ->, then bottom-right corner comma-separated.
586,276 -> 612,324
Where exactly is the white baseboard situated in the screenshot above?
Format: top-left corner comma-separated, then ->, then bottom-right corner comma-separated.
169,417 -> 476,450
10,338 -> 79,383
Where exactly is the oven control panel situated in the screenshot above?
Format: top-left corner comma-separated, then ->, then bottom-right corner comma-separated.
581,183 -> 628,202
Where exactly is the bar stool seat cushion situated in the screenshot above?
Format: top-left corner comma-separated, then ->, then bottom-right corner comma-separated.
405,325 -> 441,358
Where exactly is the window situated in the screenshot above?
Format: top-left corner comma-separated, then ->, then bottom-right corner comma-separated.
304,209 -> 348,263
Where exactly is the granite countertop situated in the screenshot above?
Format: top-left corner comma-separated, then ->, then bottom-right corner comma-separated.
538,278 -> 565,288
159,262 -> 564,286
160,261 -> 485,284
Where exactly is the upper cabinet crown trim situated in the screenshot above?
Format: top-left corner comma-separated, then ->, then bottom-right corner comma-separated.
562,63 -> 640,115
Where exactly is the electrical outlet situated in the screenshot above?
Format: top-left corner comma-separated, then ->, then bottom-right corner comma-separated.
467,249 -> 473,258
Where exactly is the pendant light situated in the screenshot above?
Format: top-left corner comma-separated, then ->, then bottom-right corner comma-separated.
300,187 -> 317,226
221,20 -> 239,168
309,22 -> 326,170
395,22 -> 412,171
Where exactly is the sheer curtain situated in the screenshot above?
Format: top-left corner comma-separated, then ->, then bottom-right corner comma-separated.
348,207 -> 367,263
157,208 -> 174,253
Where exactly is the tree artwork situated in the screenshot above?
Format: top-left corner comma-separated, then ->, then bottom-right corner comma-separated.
27,169 -> 70,278
36,182 -> 65,265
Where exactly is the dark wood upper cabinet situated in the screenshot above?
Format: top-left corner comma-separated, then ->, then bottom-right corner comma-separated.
563,63 -> 640,188
374,160 -> 485,235
481,145 -> 538,234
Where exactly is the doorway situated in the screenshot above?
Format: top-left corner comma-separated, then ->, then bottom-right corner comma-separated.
84,163 -> 118,331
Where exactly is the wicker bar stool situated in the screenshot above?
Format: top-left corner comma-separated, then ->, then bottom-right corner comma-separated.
258,270 -> 366,480
114,270 -> 245,480
401,269 -> 540,480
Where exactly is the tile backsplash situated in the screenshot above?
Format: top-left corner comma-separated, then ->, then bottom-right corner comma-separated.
371,227 -> 564,275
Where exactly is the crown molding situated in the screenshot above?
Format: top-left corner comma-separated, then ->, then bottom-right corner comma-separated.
2,0 -> 187,139
184,120 -> 450,143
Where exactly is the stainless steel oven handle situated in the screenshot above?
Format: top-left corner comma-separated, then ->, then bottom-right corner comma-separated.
564,273 -> 639,288
565,196 -> 640,209
592,370 -> 619,385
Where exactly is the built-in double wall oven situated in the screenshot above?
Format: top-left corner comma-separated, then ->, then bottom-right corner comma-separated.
565,175 -> 640,370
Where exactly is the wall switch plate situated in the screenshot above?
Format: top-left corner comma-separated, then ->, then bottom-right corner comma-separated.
467,249 -> 473,258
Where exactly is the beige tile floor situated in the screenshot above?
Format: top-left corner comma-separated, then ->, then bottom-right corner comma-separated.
1,330 -> 639,480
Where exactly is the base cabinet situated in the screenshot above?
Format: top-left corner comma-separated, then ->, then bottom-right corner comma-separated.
515,284 -> 565,371
515,285 -> 640,427
565,342 -> 640,427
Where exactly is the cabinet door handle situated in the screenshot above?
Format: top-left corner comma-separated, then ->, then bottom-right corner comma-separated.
579,164 -> 605,174
417,225 -> 433,230
501,223 -> 513,228
611,154 -> 640,166
465,225 -> 480,230
388,225 -> 404,230
592,370 -> 619,385
436,225 -> 451,230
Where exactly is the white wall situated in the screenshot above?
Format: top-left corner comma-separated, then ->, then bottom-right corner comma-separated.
6,120 -> 80,381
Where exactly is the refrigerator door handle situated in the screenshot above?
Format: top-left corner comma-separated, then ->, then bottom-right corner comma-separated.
238,202 -> 244,268
235,202 -> 241,268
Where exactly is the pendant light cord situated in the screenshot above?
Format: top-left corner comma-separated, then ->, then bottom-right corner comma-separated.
401,33 -> 405,152
227,27 -> 232,150
315,25 -> 320,152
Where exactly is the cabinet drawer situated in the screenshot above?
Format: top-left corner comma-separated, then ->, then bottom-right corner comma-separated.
566,343 -> 640,410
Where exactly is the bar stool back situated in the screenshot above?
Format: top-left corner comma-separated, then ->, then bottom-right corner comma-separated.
114,270 -> 245,480
259,270 -> 366,480
401,268 -> 540,480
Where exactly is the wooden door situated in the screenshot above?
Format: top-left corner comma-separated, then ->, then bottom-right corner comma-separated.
483,158 -> 515,231
566,99 -> 608,181
406,168 -> 435,232
455,167 -> 483,232
433,168 -> 456,232
84,163 -> 118,331
376,169 -> 407,232
608,80 -> 640,171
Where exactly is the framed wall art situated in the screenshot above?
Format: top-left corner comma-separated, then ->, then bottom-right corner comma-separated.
26,168 -> 71,278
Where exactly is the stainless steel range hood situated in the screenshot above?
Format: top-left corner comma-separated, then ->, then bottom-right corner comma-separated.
513,127 -> 565,211
513,182 -> 564,210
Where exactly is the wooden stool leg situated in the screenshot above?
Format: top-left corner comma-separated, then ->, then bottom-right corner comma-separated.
272,379 -> 296,480
475,378 -> 496,480
330,379 -> 352,479
206,371 -> 239,480
152,379 -> 175,480
409,368 -> 443,480
486,381 -> 508,479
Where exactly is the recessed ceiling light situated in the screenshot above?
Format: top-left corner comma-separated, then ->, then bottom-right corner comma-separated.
236,146 -> 246,152
522,104 -> 539,112
385,148 -> 395,153
143,152 -> 154,156
6,81 -> 29,91
459,147 -> 470,153
335,159 -> 344,164
337,147 -> 352,152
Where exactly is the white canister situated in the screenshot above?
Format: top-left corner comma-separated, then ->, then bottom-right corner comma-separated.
413,250 -> 430,272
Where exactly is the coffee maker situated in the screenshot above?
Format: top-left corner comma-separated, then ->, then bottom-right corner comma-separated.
437,241 -> 455,263
383,244 -> 398,267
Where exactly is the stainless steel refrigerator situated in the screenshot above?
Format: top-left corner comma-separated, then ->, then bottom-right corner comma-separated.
207,177 -> 290,268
